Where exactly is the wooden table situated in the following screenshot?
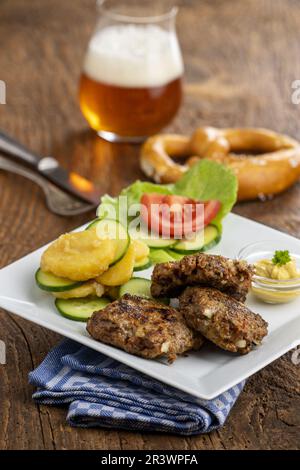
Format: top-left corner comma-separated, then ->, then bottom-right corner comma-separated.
0,0 -> 299,450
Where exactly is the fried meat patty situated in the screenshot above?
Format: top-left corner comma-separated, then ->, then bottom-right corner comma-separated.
151,253 -> 253,302
179,287 -> 268,354
87,294 -> 204,362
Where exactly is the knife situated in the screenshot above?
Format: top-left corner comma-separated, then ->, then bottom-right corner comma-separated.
0,130 -> 101,206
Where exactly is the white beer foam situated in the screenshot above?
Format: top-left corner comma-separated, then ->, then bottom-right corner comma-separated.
83,24 -> 184,88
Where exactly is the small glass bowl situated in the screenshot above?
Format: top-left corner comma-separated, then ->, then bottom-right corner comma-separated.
238,241 -> 300,304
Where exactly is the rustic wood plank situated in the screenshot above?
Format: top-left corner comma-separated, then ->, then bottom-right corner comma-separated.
0,0 -> 299,450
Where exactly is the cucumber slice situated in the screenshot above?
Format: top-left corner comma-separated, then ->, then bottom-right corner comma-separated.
202,233 -> 222,252
134,227 -> 176,248
144,237 -> 176,248
119,278 -> 169,304
85,218 -> 100,230
149,248 -> 176,264
87,218 -> 130,266
119,278 -> 152,299
35,269 -> 83,292
55,297 -> 110,322
133,257 -> 152,272
165,249 -> 185,261
172,225 -> 220,254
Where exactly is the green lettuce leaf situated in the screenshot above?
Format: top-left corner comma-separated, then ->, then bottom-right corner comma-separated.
173,159 -> 238,229
97,181 -> 172,221
97,159 -> 238,230
120,180 -> 172,208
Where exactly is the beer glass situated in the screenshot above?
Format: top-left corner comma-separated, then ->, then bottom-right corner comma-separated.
79,0 -> 184,142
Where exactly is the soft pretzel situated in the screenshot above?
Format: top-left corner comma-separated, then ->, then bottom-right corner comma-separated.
140,127 -> 300,201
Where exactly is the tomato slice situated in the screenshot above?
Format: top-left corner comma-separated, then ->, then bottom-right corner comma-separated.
140,193 -> 221,238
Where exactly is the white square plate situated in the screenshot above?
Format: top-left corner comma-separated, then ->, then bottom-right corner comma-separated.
0,213 -> 299,400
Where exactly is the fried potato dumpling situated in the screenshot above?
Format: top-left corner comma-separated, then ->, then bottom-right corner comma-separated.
97,243 -> 135,286
53,281 -> 105,299
41,231 -> 116,281
132,239 -> 150,261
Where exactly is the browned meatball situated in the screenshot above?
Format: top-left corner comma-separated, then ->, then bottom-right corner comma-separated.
179,287 -> 268,354
87,294 -> 204,362
151,253 -> 253,302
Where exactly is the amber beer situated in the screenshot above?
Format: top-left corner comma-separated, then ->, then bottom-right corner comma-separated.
80,75 -> 182,137
79,24 -> 184,139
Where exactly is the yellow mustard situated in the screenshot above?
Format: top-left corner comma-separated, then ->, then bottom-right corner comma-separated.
255,258 -> 300,280
253,253 -> 300,304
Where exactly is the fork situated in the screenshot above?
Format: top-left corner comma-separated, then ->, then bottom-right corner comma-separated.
0,156 -> 96,216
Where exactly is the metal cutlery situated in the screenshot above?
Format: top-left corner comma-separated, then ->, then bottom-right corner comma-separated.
0,130 -> 101,205
0,156 -> 95,216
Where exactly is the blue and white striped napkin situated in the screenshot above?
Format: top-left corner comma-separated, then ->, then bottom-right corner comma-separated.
29,339 -> 244,435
